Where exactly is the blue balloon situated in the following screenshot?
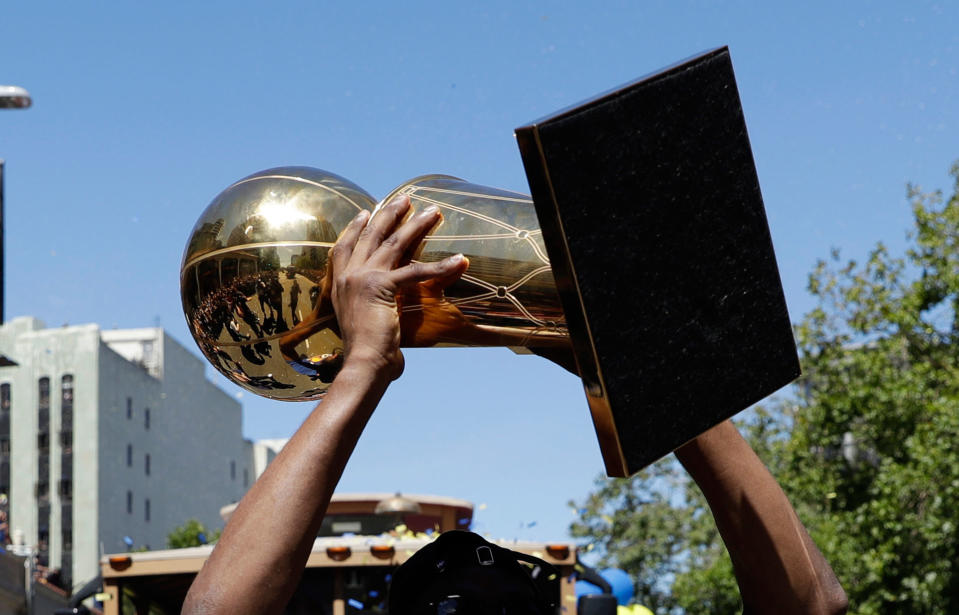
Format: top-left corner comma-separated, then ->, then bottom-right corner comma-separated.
601,568 -> 634,605
575,579 -> 602,598
574,569 -> 635,606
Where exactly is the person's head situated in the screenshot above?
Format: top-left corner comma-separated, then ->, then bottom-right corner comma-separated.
388,531 -> 559,615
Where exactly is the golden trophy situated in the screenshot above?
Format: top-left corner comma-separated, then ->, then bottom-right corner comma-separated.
182,48 -> 801,476
180,167 -> 571,401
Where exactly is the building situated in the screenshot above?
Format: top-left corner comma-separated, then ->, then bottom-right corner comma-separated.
0,316 -> 253,592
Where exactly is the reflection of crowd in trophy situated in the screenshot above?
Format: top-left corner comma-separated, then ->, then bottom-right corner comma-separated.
191,265 -> 320,342
186,245 -> 572,397
188,258 -> 340,392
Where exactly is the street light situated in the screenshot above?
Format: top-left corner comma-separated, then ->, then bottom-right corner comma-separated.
374,492 -> 422,516
0,86 -> 32,109
0,85 -> 33,329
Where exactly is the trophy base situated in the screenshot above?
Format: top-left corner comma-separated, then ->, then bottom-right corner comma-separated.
516,47 -> 801,477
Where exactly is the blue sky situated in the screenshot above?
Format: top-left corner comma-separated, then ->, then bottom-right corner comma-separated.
2,2 -> 957,543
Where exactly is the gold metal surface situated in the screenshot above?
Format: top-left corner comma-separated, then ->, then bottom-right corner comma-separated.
181,167 -> 570,401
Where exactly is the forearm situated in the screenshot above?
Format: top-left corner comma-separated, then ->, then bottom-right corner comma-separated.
183,359 -> 391,615
675,421 -> 847,615
184,198 -> 463,614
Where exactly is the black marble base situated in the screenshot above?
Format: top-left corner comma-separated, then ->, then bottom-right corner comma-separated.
515,47 -> 800,476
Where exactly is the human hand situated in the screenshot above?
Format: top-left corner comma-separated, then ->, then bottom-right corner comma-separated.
330,196 -> 468,380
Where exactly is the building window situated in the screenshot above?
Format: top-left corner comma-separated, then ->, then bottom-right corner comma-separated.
36,460 -> 49,498
126,397 -> 132,419
38,378 -> 50,439
145,408 -> 150,430
145,498 -> 151,522
0,383 -> 10,499
0,460 -> 9,498
126,444 -> 133,467
61,375 -> 74,455
61,500 -> 73,588
230,460 -> 236,481
37,503 -> 50,567
244,468 -> 249,488
145,454 -> 151,476
37,378 -> 51,537
126,490 -> 133,514
62,376 -> 73,407
60,376 -> 75,507
38,378 -> 50,417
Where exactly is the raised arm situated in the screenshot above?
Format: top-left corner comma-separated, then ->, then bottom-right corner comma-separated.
674,421 -> 848,615
183,197 -> 467,615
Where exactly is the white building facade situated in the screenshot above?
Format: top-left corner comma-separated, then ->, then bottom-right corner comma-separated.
0,317 -> 253,592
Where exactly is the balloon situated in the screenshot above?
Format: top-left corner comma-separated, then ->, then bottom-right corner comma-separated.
601,568 -> 635,605
574,568 -> 634,606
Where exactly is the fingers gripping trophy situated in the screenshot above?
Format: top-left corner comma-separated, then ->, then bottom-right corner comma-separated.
180,167 -> 571,401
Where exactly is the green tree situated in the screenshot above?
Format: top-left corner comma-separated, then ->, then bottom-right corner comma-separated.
571,163 -> 959,614
167,518 -> 222,549
569,409 -> 784,614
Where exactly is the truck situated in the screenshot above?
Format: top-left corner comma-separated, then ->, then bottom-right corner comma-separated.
97,493 -> 582,615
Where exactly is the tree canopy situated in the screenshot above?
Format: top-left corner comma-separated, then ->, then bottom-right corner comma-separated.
570,162 -> 959,614
167,518 -> 222,549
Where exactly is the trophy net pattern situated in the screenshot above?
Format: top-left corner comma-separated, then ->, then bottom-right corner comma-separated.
395,177 -> 567,347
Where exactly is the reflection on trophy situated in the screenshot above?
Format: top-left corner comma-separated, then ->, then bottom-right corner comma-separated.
180,167 -> 571,401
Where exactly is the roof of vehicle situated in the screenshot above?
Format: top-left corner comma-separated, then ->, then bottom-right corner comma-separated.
101,534 -> 576,579
219,492 -> 475,523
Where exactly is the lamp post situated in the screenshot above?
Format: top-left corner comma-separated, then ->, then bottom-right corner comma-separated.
375,492 -> 422,532
0,85 -> 33,326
